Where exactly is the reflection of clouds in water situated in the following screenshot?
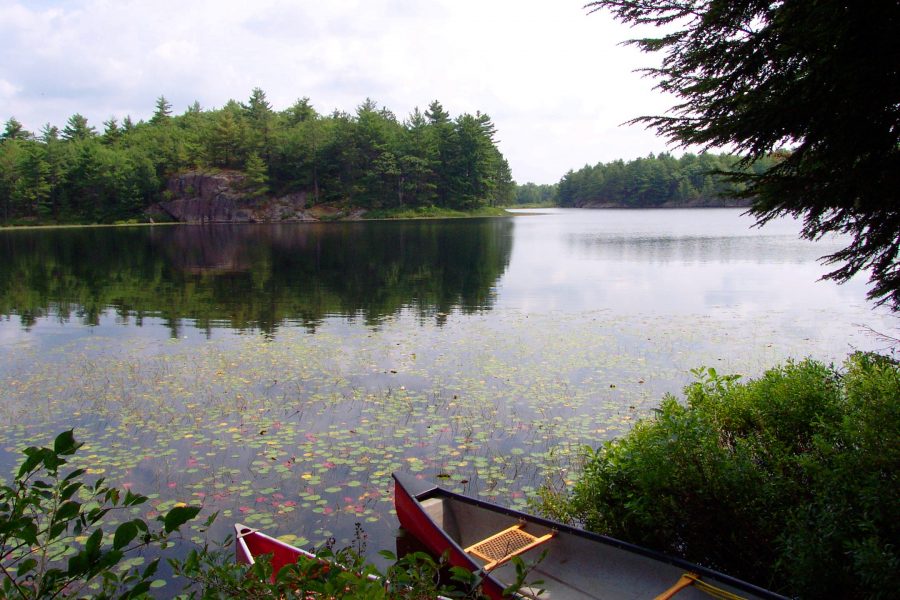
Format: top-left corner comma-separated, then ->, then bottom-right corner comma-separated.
500,208 -> 878,315
0,323 -> 30,346
566,234 -> 829,265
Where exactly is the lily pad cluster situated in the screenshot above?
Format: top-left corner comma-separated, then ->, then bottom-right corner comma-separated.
0,306 -> 880,559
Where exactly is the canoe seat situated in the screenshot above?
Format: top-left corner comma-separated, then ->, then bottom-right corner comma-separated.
655,572 -> 748,600
464,522 -> 554,571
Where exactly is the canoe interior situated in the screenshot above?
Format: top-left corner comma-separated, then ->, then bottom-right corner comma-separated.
413,492 -> 779,600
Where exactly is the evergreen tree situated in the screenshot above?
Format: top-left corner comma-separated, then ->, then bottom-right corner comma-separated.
284,97 -> 316,126
150,95 -> 173,125
208,102 -> 246,168
245,87 -> 274,162
39,123 -> 59,143
453,113 -> 496,208
399,107 -> 438,207
0,138 -> 23,221
2,118 -> 29,141
243,152 -> 269,198
61,114 -> 96,141
425,101 -> 457,207
102,117 -> 122,145
14,142 -> 51,217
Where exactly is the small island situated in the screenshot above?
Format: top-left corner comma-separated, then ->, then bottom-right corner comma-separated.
0,91 -> 514,226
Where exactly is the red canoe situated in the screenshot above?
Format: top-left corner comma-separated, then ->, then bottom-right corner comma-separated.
235,523 -> 317,578
392,472 -> 788,600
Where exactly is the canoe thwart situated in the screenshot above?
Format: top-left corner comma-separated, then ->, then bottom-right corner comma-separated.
464,522 -> 554,571
655,572 -> 749,600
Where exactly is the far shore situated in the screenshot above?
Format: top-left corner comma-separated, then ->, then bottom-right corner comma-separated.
0,203 -> 759,230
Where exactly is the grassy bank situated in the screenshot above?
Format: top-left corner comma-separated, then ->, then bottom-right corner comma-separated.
0,207 -> 511,229
361,205 -> 510,220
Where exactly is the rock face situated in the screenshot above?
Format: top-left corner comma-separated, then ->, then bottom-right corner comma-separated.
156,171 -> 316,223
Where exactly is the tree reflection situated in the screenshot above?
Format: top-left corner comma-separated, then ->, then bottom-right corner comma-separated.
0,220 -> 513,336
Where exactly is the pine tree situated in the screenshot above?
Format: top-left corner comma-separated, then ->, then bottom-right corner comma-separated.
243,152 -> 269,198
150,95 -> 173,125
425,101 -> 457,207
102,117 -> 122,145
61,114 -> 96,141
2,118 -> 29,141
245,88 -> 274,162
285,97 -> 316,126
14,143 -> 51,217
39,123 -> 59,143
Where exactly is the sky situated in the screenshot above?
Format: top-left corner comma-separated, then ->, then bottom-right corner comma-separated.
0,0 -> 679,184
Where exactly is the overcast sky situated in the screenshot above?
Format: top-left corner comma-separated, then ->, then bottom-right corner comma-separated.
1,0 -> 679,184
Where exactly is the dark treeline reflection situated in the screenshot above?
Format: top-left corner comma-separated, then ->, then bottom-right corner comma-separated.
0,219 -> 513,335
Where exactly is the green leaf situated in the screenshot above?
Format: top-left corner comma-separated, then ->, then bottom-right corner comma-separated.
202,510 -> 219,528
141,558 -> 160,579
60,481 -> 83,502
49,520 -> 69,540
114,520 -> 139,550
16,558 -> 37,577
54,500 -> 81,522
17,448 -> 45,478
85,527 -> 103,557
54,429 -> 80,455
378,550 -> 397,561
124,489 -> 147,506
163,505 -> 201,533
63,468 -> 87,482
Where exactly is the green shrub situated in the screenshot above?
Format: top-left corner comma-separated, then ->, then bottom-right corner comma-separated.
171,528 -> 545,599
0,430 -> 200,599
542,354 -> 899,599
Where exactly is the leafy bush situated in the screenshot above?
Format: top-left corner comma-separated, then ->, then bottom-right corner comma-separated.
1,430 -> 540,598
0,430 -> 200,598
171,522 -> 544,599
172,544 -> 495,599
541,354 -> 899,599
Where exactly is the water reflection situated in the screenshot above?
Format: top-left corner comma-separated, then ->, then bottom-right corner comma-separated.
0,219 -> 514,335
498,208 -> 871,314
0,209 -> 894,569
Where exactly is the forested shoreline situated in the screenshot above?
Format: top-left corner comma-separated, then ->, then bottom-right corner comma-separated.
514,152 -> 778,208
0,90 -> 514,224
1,89 -> 785,226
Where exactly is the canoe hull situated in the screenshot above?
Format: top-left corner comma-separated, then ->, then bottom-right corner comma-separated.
392,472 -> 787,600
394,475 -> 509,599
234,524 -> 316,580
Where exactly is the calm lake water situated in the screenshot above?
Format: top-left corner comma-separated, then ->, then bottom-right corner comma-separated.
0,208 -> 894,573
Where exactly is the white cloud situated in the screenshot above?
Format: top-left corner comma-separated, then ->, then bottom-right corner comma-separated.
0,0 -> 680,183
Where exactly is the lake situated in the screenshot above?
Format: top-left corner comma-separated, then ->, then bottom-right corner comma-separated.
0,208 -> 894,571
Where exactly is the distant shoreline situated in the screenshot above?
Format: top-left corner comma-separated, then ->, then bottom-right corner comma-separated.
0,204 -> 759,230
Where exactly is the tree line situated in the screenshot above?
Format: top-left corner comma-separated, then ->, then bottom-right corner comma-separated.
0,90 -> 515,223
515,152 -> 774,208
512,152 -> 778,208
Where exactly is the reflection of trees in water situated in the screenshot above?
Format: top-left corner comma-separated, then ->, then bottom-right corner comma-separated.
0,220 -> 514,335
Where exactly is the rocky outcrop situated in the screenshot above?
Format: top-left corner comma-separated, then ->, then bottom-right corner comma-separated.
154,171 -> 323,223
